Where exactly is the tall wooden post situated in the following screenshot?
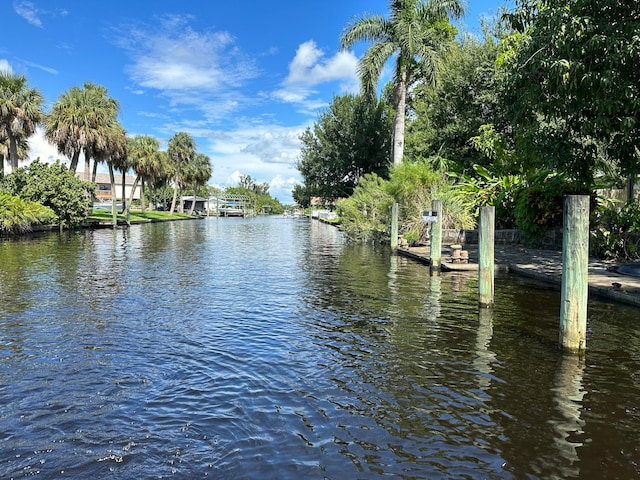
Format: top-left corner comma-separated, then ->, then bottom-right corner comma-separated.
391,202 -> 399,250
111,197 -> 117,227
479,205 -> 495,308
430,199 -> 443,273
559,195 -> 589,354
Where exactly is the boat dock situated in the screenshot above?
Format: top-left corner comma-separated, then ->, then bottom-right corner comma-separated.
398,243 -> 640,308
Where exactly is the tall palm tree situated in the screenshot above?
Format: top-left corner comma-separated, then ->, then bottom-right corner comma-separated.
184,153 -> 212,215
0,129 -> 29,177
340,0 -> 465,165
0,72 -> 44,171
167,132 -> 196,215
45,82 -> 119,181
93,123 -> 127,221
127,135 -> 162,213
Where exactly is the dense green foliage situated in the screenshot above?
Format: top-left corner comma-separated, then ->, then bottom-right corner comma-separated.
0,192 -> 55,234
592,202 -> 640,260
336,174 -> 394,243
0,72 -> 44,172
406,27 -> 505,172
298,94 -> 392,202
503,0 -> 640,189
1,159 -> 93,227
337,161 -> 475,243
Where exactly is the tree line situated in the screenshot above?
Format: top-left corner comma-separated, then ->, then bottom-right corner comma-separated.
296,0 -> 640,258
0,76 -> 213,228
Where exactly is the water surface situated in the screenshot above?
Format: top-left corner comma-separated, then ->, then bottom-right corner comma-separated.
1,217 -> 639,479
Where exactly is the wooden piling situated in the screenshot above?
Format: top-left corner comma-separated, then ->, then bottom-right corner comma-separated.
430,199 -> 443,273
559,195 -> 589,354
478,205 -> 495,308
391,202 -> 399,250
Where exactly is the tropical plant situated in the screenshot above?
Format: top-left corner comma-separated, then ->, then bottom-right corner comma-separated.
183,153 -> 212,215
0,71 -> 44,171
0,192 -> 56,234
336,173 -> 394,243
167,132 -> 196,215
1,159 -> 92,228
340,0 -> 464,166
297,93 -> 392,202
127,135 -> 162,213
592,202 -> 640,260
45,82 -> 120,181
388,160 -> 475,241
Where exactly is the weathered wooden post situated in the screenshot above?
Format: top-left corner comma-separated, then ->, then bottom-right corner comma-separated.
478,205 -> 495,308
430,199 -> 443,274
391,202 -> 399,250
111,197 -> 117,227
559,195 -> 590,354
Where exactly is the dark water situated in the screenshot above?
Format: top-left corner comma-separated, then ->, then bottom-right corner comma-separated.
1,217 -> 639,479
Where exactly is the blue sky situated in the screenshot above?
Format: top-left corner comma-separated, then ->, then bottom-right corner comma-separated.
1,1 -> 509,204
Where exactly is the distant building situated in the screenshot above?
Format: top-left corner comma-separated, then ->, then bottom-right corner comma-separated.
78,172 -> 140,202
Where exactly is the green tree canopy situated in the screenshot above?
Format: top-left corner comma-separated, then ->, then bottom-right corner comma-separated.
0,72 -> 43,171
406,21 -> 509,173
341,0 -> 464,165
167,132 -> 196,214
502,0 -> 640,191
1,159 -> 93,227
297,93 -> 392,203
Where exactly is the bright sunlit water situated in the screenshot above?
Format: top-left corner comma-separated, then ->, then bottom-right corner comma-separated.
1,216 -> 639,479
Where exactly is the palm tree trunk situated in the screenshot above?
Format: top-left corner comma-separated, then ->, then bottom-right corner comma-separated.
108,164 -> 117,226
69,150 -> 81,173
121,170 -> 127,214
8,136 -> 19,170
83,147 -> 92,182
91,160 -> 98,183
128,175 -> 141,212
392,70 -> 407,165
169,176 -> 179,215
140,178 -> 147,214
189,182 -> 197,215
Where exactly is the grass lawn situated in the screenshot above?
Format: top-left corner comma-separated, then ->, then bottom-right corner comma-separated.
85,209 -> 196,223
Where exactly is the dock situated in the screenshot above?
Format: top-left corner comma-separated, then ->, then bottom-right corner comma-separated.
398,243 -> 640,308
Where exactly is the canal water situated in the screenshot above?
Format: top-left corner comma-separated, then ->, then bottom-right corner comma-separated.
1,216 -> 639,479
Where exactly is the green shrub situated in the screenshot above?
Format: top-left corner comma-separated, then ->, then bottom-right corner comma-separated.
513,171 -> 572,240
592,202 -> 640,260
336,173 -> 394,243
0,193 -> 56,234
1,159 -> 93,227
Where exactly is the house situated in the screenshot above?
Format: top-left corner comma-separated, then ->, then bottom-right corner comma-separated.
78,172 -> 141,202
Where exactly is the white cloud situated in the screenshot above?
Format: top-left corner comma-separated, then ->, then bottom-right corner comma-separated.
13,1 -> 43,28
272,40 -> 359,109
199,123 -> 306,203
117,15 -> 258,94
0,59 -> 13,73
285,41 -> 358,87
26,127 -> 65,165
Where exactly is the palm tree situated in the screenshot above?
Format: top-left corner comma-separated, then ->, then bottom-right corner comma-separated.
1,129 -> 29,177
0,72 -> 44,171
92,123 -> 127,221
184,153 -> 212,215
167,132 -> 196,215
127,135 -> 162,213
45,82 -> 119,181
340,0 -> 465,165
